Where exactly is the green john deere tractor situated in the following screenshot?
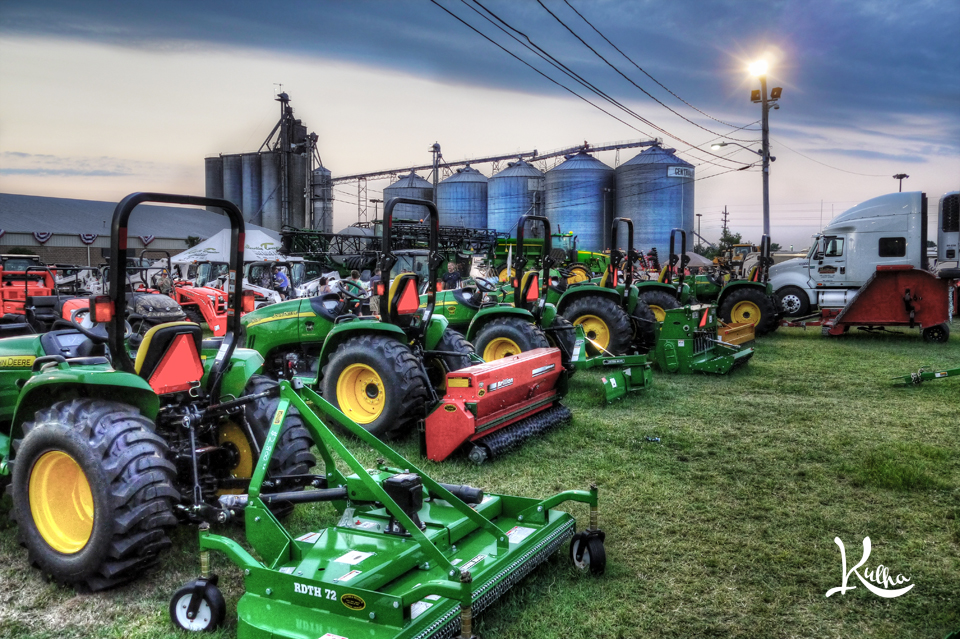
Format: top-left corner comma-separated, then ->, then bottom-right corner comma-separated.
492,231 -> 609,284
0,193 -> 315,591
240,196 -> 473,439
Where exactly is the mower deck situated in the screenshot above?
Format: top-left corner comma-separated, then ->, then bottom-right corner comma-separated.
654,304 -> 754,374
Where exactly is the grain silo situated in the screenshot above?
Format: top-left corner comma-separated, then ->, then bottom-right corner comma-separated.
222,154 -> 243,211
543,151 -> 614,252
260,152 -> 281,230
204,157 -> 223,212
487,160 -> 543,235
383,172 -> 434,220
311,166 -> 334,233
241,153 -> 262,225
615,144 -> 694,257
437,165 -> 487,228
289,152 -> 308,228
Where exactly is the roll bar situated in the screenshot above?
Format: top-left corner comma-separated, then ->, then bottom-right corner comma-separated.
609,217 -> 635,289
667,228 -> 690,301
513,214 -> 552,318
377,197 -> 439,339
109,193 -> 244,398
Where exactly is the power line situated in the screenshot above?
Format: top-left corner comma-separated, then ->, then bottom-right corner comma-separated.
770,136 -> 891,177
537,0 -> 757,143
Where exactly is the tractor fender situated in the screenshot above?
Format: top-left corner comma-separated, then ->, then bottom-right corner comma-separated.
210,348 -> 265,400
539,303 -> 559,329
556,286 -> 622,315
635,281 -> 684,300
11,369 -> 160,441
716,280 -> 774,308
464,306 -> 534,342
316,320 -> 409,375
622,285 -> 640,315
422,314 -> 451,351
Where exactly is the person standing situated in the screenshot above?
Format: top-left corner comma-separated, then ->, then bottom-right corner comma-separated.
273,266 -> 290,300
441,261 -> 462,291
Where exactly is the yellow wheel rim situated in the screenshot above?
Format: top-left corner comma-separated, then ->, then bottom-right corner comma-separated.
649,305 -> 667,322
337,363 -> 385,424
573,315 -> 610,350
498,266 -> 515,283
29,450 -> 93,554
567,267 -> 590,284
218,422 -> 254,496
731,300 -> 761,325
483,337 -> 521,361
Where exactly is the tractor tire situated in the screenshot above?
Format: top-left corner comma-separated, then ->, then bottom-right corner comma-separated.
563,296 -> 632,356
544,314 -> 577,374
238,375 -> 317,519
473,317 -> 548,362
566,263 -> 593,284
922,323 -> 950,344
496,264 -> 515,283
636,290 -> 680,323
720,288 -> 779,335
776,285 -> 810,317
424,328 -> 474,391
321,335 -> 429,439
183,306 -> 205,327
10,399 -> 178,591
631,299 -> 659,354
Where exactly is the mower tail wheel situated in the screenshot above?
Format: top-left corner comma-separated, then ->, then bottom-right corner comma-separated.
922,323 -> 950,344
321,335 -> 430,439
563,296 -> 632,356
636,289 -> 680,323
569,532 -> 606,575
169,579 -> 226,632
10,399 -> 178,591
474,317 -> 548,362
720,287 -> 779,335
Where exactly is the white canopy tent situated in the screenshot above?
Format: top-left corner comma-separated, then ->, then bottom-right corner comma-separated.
170,228 -> 284,265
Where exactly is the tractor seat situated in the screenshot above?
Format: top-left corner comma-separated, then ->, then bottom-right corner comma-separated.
453,286 -> 481,310
309,292 -> 346,321
40,329 -> 105,359
133,321 -> 204,394
0,322 -> 36,338
599,268 -> 616,289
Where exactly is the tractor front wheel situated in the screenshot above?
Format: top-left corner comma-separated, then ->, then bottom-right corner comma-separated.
563,296 -> 632,356
321,335 -> 429,438
183,306 -> 205,327
11,399 -> 178,591
636,290 -> 680,323
474,317 -> 548,362
720,288 -> 779,335
566,263 -> 593,284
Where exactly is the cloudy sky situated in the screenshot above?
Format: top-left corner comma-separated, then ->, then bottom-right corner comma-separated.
1,0 -> 957,248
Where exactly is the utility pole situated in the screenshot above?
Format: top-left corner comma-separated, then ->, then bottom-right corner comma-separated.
721,206 -> 729,235
893,173 -> 909,192
749,61 -> 782,238
431,143 -> 441,202
369,198 -> 382,222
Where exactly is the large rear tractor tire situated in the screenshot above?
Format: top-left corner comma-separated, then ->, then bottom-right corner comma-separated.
566,263 -> 593,284
720,288 -> 779,335
636,290 -> 680,323
230,375 -> 317,518
424,328 -> 474,391
321,335 -> 429,439
10,399 -> 178,591
776,285 -> 810,318
630,299 -> 659,354
473,317 -> 549,362
563,296 -> 632,356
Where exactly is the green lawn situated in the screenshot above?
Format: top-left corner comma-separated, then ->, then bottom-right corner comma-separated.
1,322 -> 958,639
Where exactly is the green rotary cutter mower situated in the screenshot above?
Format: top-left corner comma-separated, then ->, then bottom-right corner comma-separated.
170,379 -> 606,638
0,193 -> 315,591
651,230 -> 755,375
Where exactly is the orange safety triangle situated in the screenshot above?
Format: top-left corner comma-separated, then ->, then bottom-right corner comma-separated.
397,279 -> 420,314
525,275 -> 539,301
149,333 -> 204,394
700,308 -> 709,327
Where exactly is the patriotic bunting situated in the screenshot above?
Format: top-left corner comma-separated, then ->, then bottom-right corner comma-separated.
79,233 -> 99,245
140,235 -> 156,246
33,232 -> 53,244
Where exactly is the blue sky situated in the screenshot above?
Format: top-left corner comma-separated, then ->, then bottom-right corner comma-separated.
1,0 -> 957,247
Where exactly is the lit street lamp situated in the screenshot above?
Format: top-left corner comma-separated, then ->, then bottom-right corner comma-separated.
746,60 -> 782,237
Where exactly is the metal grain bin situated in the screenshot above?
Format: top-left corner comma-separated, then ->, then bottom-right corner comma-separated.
437,165 -> 488,228
487,160 -> 543,235
222,154 -> 243,211
311,166 -> 334,233
544,151 -> 614,252
260,152 -> 281,231
204,156 -> 223,212
241,153 -> 262,225
383,172 -> 434,220
289,152 -> 308,228
615,145 -> 694,257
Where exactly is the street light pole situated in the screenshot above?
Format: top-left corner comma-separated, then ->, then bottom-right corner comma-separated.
759,73 -> 771,238
695,213 -> 702,250
369,198 -> 383,222
893,173 -> 909,192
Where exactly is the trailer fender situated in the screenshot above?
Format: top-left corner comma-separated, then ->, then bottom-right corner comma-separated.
10,369 -> 160,444
464,306 -> 534,342
556,286 -> 622,315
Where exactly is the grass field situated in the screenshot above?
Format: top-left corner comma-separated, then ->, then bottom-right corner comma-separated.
1,321 -> 958,639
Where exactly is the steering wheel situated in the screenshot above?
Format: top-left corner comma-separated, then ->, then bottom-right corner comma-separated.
475,277 -> 497,293
65,307 -> 132,343
339,279 -> 370,301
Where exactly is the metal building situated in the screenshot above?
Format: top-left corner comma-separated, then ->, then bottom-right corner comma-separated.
222,154 -> 243,211
241,153 -> 262,225
311,166 -> 334,233
543,151 -> 614,252
615,144 -> 694,258
436,165 -> 487,228
487,160 -> 544,236
383,172 -> 434,220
